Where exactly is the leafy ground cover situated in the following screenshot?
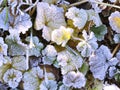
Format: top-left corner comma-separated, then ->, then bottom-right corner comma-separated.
0,0 -> 120,90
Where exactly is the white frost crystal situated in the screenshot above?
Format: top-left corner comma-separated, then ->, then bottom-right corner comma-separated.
109,11 -> 120,33
89,45 -> 119,80
3,69 -> 22,89
63,71 -> 86,88
65,7 -> 88,29
51,26 -> 73,47
23,66 -> 43,90
34,2 -> 66,41
0,37 -> 8,56
76,30 -> 98,57
42,45 -> 57,65
39,80 -> 58,90
25,36 -> 44,57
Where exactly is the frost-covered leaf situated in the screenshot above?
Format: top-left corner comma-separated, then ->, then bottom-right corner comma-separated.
109,0 -> 117,3
65,7 -> 88,29
113,34 -> 120,43
46,72 -> 56,80
90,24 -> 107,41
5,34 -> 27,56
34,2 -> 66,41
108,57 -> 119,66
34,2 -> 66,30
3,56 -> 12,64
108,66 -> 117,78
89,45 -> 119,80
86,9 -> 102,26
0,0 -> 4,6
76,30 -> 98,57
53,60 -> 60,68
3,68 -> 22,89
34,2 -> 49,30
86,79 -> 103,90
103,84 -> 120,90
116,50 -> 120,66
0,56 -> 11,82
12,56 -> 27,71
0,64 -> 11,82
9,13 -> 32,34
61,64 -> 75,75
23,66 -> 43,90
59,84 -> 72,90
94,80 -> 103,90
0,7 -> 9,30
57,51 -> 69,67
0,7 -> 32,33
109,11 -> 120,33
0,82 -> 8,90
0,37 -> 8,55
42,45 -> 57,65
114,70 -> 120,83
89,0 -> 104,13
51,26 -> 73,47
89,45 -> 110,80
116,50 -> 120,61
0,55 -> 5,66
57,50 -> 83,75
79,62 -> 89,75
39,80 -> 58,90
0,55 -> 11,67
42,26 -> 51,41
63,71 -> 86,88
25,36 -> 44,57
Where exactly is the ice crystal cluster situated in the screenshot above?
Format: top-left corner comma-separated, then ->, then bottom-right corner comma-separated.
0,0 -> 120,90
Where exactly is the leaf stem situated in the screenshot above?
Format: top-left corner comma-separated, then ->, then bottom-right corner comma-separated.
94,1 -> 120,9
112,44 -> 120,57
69,0 -> 120,9
26,48 -> 29,70
72,35 -> 84,42
69,0 -> 88,7
24,0 -> 39,12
